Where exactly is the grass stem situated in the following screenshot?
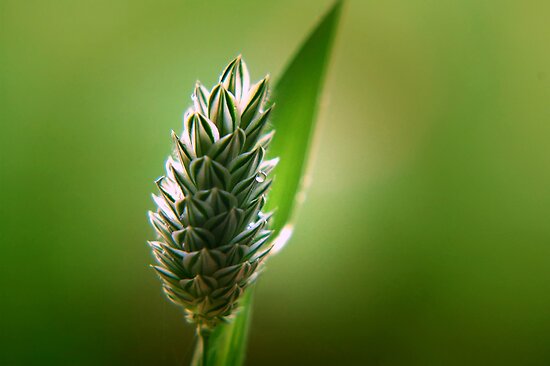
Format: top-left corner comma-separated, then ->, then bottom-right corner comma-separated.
192,325 -> 211,366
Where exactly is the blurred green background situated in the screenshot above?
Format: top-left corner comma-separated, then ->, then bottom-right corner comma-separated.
1,0 -> 549,365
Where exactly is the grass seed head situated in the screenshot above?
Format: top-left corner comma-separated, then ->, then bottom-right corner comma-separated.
148,56 -> 276,329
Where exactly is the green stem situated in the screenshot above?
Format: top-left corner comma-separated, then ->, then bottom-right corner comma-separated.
192,325 -> 212,366
201,328 -> 210,366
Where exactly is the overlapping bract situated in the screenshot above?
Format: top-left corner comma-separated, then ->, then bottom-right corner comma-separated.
148,57 -> 277,328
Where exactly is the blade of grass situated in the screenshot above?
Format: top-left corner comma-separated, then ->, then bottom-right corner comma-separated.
265,0 -> 344,234
193,1 -> 344,365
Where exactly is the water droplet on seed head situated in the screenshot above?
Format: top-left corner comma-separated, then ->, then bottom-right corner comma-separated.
255,171 -> 267,183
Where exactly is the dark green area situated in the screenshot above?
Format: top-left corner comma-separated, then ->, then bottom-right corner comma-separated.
1,0 -> 549,365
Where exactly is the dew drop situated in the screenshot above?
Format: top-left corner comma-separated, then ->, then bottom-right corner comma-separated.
255,171 -> 267,183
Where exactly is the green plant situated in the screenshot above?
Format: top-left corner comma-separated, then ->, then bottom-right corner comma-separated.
149,55 -> 277,363
149,55 -> 275,325
148,1 -> 343,365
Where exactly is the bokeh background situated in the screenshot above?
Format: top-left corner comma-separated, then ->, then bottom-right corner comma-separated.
1,0 -> 549,365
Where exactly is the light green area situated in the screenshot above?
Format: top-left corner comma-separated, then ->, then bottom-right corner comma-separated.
1,0 -> 549,365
